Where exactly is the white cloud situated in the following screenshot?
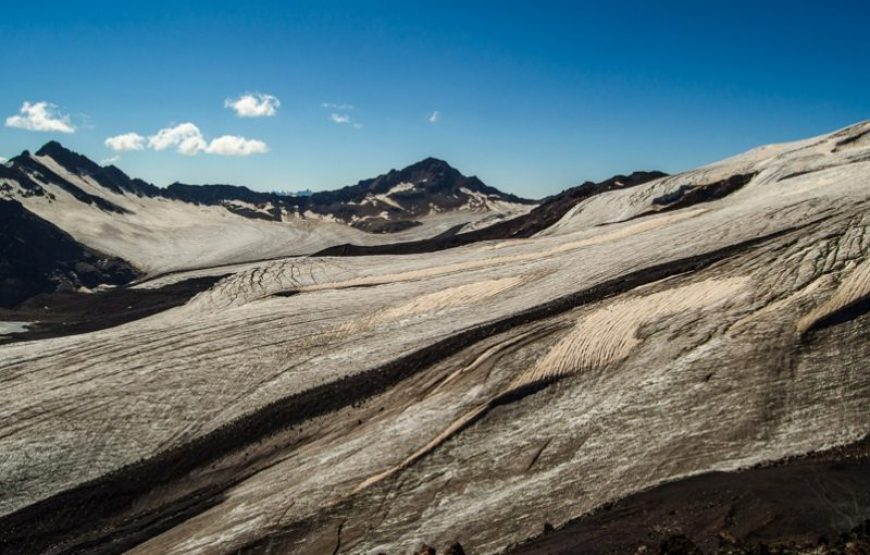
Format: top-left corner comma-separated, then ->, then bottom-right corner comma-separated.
225,93 -> 280,117
104,132 -> 146,151
148,122 -> 207,155
321,102 -> 354,110
428,111 -> 441,124
329,113 -> 363,129
203,135 -> 269,156
146,122 -> 267,156
101,155 -> 121,166
0,157 -> 7,164
323,103 -> 362,128
5,101 -> 75,133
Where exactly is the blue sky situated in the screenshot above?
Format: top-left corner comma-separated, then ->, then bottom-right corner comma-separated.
1,1 -> 868,197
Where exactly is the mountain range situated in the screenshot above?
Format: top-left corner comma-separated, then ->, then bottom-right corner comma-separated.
0,142 -> 537,307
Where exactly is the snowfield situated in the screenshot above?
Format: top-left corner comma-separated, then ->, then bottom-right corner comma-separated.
0,122 -> 869,554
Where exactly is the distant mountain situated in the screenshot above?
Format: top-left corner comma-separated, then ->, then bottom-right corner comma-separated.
167,156 -> 536,231
6,142 -> 533,231
304,156 -> 533,228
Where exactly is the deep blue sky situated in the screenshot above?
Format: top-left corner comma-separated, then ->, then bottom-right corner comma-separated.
1,1 -> 867,197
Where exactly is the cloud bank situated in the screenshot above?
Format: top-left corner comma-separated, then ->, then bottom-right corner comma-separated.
129,122 -> 269,156
5,101 -> 75,133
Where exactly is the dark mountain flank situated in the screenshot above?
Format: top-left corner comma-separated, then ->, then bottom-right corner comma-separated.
35,141 -> 163,198
0,199 -> 137,308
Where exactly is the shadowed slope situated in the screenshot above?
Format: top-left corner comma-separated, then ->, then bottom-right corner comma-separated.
0,199 -> 137,308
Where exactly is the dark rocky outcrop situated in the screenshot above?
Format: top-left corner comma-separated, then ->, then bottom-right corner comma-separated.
0,162 -> 49,198
651,173 -> 755,212
351,218 -> 423,233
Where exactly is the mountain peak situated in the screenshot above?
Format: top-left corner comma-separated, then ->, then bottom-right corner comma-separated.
400,156 -> 458,177
35,140 -> 75,158
27,141 -> 162,198
414,156 -> 451,168
34,141 -> 102,176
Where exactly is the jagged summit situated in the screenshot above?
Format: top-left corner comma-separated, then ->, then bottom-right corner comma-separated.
34,141 -> 108,180
303,156 -> 534,230
358,156 -> 530,203
35,140 -> 82,160
390,156 -> 454,174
